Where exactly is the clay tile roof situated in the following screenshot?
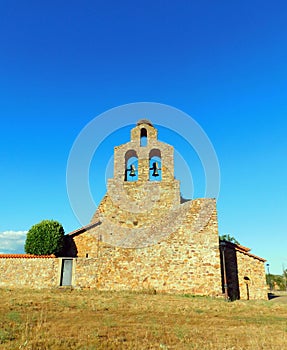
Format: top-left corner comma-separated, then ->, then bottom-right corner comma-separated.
222,240 -> 251,252
222,241 -> 266,262
0,254 -> 55,259
234,244 -> 251,252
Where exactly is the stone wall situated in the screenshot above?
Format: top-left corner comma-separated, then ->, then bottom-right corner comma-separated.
0,244 -> 267,299
0,256 -> 59,288
69,198 -> 223,296
222,243 -> 267,300
236,250 -> 267,300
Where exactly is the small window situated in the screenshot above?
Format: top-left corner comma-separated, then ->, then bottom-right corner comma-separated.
244,276 -> 250,300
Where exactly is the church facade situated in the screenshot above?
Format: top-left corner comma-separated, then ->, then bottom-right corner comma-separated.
63,119 -> 267,299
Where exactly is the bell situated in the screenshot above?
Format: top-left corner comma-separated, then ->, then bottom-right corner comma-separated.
151,162 -> 159,177
129,164 -> 136,177
152,168 -> 159,177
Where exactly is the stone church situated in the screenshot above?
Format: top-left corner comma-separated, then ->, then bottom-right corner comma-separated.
64,119 -> 267,300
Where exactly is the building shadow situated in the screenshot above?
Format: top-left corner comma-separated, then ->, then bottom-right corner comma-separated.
61,234 -> 78,257
268,292 -> 280,300
220,241 -> 240,301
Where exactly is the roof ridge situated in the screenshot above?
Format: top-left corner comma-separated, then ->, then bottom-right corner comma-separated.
68,221 -> 101,236
0,254 -> 55,259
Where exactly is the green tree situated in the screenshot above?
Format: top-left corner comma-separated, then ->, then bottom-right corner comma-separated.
267,271 -> 287,291
283,269 -> 287,291
25,220 -> 64,256
219,234 -> 240,245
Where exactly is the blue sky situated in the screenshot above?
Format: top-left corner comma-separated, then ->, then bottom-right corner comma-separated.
0,0 -> 286,274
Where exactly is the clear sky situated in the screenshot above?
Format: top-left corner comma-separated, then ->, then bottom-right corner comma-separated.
0,0 -> 286,274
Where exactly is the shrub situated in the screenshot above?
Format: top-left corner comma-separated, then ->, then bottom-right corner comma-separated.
25,220 -> 64,256
219,234 -> 240,245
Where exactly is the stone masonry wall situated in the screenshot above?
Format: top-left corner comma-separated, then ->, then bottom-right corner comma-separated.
71,198 -> 222,296
236,251 -> 267,300
223,244 -> 267,300
0,257 -> 59,288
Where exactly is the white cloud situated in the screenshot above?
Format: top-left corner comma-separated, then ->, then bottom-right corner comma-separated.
0,230 -> 27,253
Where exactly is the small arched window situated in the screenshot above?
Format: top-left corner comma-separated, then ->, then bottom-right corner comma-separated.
244,276 -> 250,300
140,128 -> 147,147
125,150 -> 138,181
149,149 -> 162,181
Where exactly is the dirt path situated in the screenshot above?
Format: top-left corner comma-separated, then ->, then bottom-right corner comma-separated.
269,292 -> 287,303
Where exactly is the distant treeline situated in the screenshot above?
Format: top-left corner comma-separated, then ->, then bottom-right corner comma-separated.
266,271 -> 287,291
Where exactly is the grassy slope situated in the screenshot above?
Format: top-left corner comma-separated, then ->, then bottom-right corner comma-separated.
0,289 -> 286,350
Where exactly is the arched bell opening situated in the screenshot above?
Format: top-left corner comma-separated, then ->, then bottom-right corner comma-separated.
140,128 -> 147,147
125,150 -> 138,181
149,149 -> 162,181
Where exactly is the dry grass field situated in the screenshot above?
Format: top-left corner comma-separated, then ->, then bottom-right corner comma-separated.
0,288 -> 286,350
